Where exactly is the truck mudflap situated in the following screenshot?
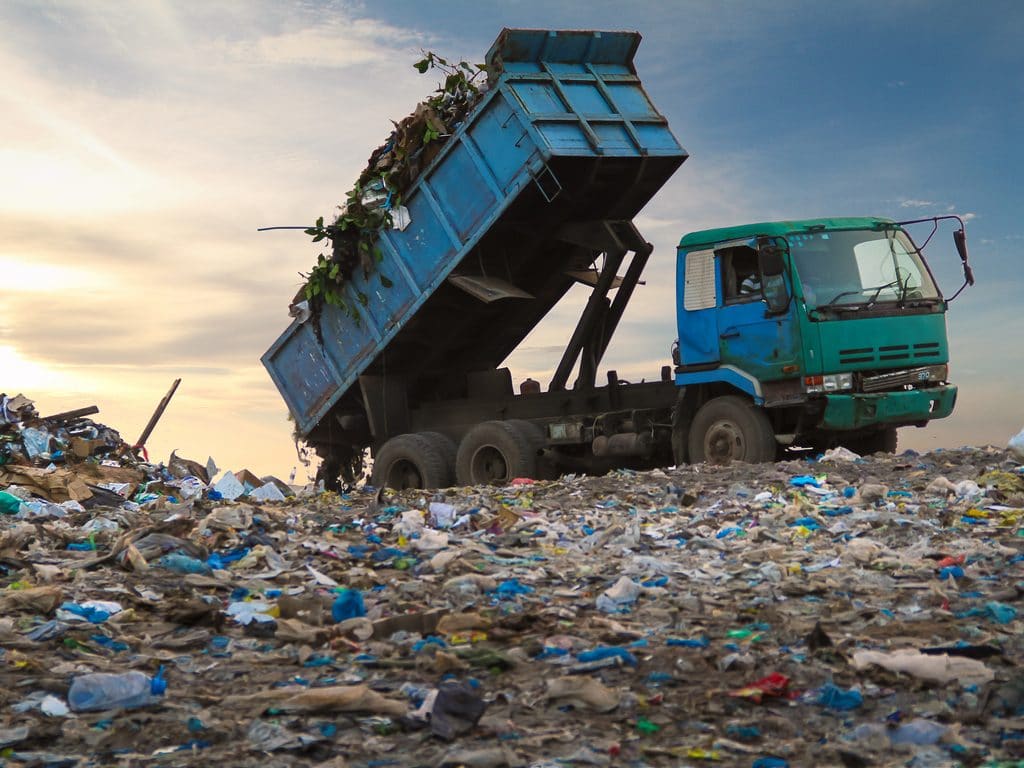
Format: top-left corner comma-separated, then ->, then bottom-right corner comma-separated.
819,385 -> 957,431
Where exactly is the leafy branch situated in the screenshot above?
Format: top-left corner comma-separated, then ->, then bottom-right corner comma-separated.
412,52 -> 487,144
301,50 -> 488,314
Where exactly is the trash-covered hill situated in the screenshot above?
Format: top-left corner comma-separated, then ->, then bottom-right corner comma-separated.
3,422 -> 1024,768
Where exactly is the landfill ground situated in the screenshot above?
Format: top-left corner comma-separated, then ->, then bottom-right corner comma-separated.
4,446 -> 1024,768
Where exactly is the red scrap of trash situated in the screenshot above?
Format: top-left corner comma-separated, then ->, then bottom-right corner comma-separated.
936,554 -> 966,568
729,672 -> 793,703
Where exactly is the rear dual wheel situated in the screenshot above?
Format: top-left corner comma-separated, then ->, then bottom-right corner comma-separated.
370,432 -> 457,490
455,420 -> 545,486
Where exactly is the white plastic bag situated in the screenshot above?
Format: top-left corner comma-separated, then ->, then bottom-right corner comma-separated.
1009,426 -> 1024,462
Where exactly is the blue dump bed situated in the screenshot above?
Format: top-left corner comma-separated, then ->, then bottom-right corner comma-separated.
263,29 -> 687,438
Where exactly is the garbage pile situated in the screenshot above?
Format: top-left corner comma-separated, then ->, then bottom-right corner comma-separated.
3,445 -> 1024,767
0,392 -> 293,515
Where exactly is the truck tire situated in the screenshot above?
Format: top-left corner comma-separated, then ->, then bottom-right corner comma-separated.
371,432 -> 457,490
687,395 -> 776,464
456,420 -> 545,486
844,428 -> 898,456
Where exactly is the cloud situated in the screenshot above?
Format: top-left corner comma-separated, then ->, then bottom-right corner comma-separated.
900,199 -> 937,208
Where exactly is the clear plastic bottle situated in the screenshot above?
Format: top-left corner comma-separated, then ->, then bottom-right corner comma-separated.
67,670 -> 166,712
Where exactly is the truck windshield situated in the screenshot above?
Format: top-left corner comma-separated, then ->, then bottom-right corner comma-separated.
789,228 -> 940,310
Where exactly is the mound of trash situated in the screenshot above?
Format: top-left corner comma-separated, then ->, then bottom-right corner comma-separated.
0,391 -> 294,517
3,432 -> 1024,766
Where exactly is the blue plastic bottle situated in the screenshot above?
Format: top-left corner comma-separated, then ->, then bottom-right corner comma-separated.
67,669 -> 166,712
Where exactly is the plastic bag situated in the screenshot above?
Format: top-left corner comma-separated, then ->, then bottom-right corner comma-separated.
1010,426 -> 1024,462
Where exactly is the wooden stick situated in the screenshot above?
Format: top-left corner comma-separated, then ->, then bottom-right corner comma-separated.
134,378 -> 181,449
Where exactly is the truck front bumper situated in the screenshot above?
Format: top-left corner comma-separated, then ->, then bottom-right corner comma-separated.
819,385 -> 957,431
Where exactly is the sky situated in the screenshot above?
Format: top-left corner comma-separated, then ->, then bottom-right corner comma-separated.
1,0 -> 1021,481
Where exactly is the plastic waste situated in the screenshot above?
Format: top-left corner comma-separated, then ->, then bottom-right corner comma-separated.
155,552 -> 213,575
429,501 -> 457,528
429,679 -> 487,741
889,718 -> 947,746
24,498 -> 70,518
816,682 -> 863,711
56,600 -> 123,624
331,588 -> 366,622
40,694 -> 69,717
249,481 -> 286,502
212,471 -> 245,501
226,600 -> 276,626
544,676 -> 620,712
0,490 -> 23,515
20,427 -> 52,458
729,673 -> 791,703
577,645 -> 638,666
1010,426 -> 1024,461
67,669 -> 166,712
596,575 -> 640,613
851,648 -> 994,685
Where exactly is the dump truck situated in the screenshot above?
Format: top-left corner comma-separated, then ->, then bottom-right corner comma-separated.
262,28 -> 974,489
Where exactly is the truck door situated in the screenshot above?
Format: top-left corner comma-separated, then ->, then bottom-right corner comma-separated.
676,246 -> 720,367
714,242 -> 801,393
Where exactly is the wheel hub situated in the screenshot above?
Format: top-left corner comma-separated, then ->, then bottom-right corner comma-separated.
704,419 -> 744,463
470,445 -> 509,483
384,458 -> 422,490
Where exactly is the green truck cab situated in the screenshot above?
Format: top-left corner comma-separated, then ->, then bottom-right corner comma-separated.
674,215 -> 974,461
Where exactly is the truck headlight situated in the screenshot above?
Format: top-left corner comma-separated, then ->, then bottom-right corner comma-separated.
804,373 -> 853,393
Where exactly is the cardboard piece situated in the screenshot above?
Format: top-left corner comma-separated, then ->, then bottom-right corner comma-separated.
0,466 -> 92,502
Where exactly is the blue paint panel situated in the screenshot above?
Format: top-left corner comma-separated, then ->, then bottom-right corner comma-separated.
488,29 -> 639,68
592,123 -> 633,152
635,123 -> 683,152
546,62 -> 589,76
606,83 -> 655,115
590,64 -> 632,76
346,250 -> 416,341
537,122 -> 590,151
562,82 -> 613,115
265,322 -> 339,430
431,143 -> 497,241
511,81 -> 566,114
502,61 -> 543,75
675,367 -> 762,403
319,301 -> 376,378
391,192 -> 456,287
469,95 -> 535,192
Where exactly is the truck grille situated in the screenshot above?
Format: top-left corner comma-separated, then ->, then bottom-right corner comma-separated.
861,366 -> 941,393
839,342 -> 940,366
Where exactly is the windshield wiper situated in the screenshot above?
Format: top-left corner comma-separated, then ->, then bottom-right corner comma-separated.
823,289 -> 864,306
823,280 -> 900,308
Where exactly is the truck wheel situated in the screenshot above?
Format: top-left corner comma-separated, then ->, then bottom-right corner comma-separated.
844,428 -> 898,456
371,432 -> 456,490
456,420 -> 545,486
687,396 -> 776,464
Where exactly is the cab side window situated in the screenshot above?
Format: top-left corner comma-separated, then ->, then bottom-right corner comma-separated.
718,245 -> 761,303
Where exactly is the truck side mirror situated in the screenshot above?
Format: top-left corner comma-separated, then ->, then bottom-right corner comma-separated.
954,228 -> 975,286
755,236 -> 790,314
758,240 -> 786,277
